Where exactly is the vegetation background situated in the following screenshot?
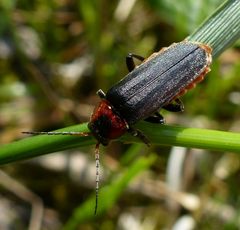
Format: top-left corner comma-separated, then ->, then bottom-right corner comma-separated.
0,0 -> 239,229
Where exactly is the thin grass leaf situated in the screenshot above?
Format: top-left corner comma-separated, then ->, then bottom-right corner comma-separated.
148,0 -> 222,35
0,122 -> 240,165
0,124 -> 94,164
122,123 -> 240,153
188,0 -> 240,58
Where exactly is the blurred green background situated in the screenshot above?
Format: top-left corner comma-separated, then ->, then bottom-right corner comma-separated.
0,0 -> 240,229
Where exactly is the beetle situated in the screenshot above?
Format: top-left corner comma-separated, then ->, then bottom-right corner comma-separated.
88,41 -> 212,146
23,41 -> 212,214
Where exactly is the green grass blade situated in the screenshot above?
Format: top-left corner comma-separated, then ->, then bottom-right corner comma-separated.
0,123 -> 239,166
0,124 -> 94,164
122,123 -> 240,153
188,0 -> 240,58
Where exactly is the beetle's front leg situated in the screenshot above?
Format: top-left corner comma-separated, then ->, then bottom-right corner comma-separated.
128,127 -> 150,147
96,89 -> 106,99
126,53 -> 145,72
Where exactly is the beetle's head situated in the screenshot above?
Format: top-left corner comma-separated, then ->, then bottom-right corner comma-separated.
88,100 -> 128,146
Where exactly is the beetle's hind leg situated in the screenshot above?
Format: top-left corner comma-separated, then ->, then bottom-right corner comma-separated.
126,53 -> 145,72
144,112 -> 165,124
145,99 -> 183,124
163,98 -> 184,112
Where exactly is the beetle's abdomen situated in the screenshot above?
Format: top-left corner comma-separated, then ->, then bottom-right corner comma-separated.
106,42 -> 212,124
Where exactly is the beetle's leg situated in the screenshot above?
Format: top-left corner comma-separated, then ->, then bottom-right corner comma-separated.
126,53 -> 145,72
128,127 -> 150,147
96,89 -> 106,99
144,112 -> 165,124
163,98 -> 184,112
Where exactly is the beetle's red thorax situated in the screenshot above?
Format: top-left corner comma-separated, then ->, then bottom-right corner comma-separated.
88,100 -> 128,145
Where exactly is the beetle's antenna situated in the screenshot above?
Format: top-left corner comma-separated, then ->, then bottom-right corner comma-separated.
22,131 -> 91,136
94,142 -> 100,215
